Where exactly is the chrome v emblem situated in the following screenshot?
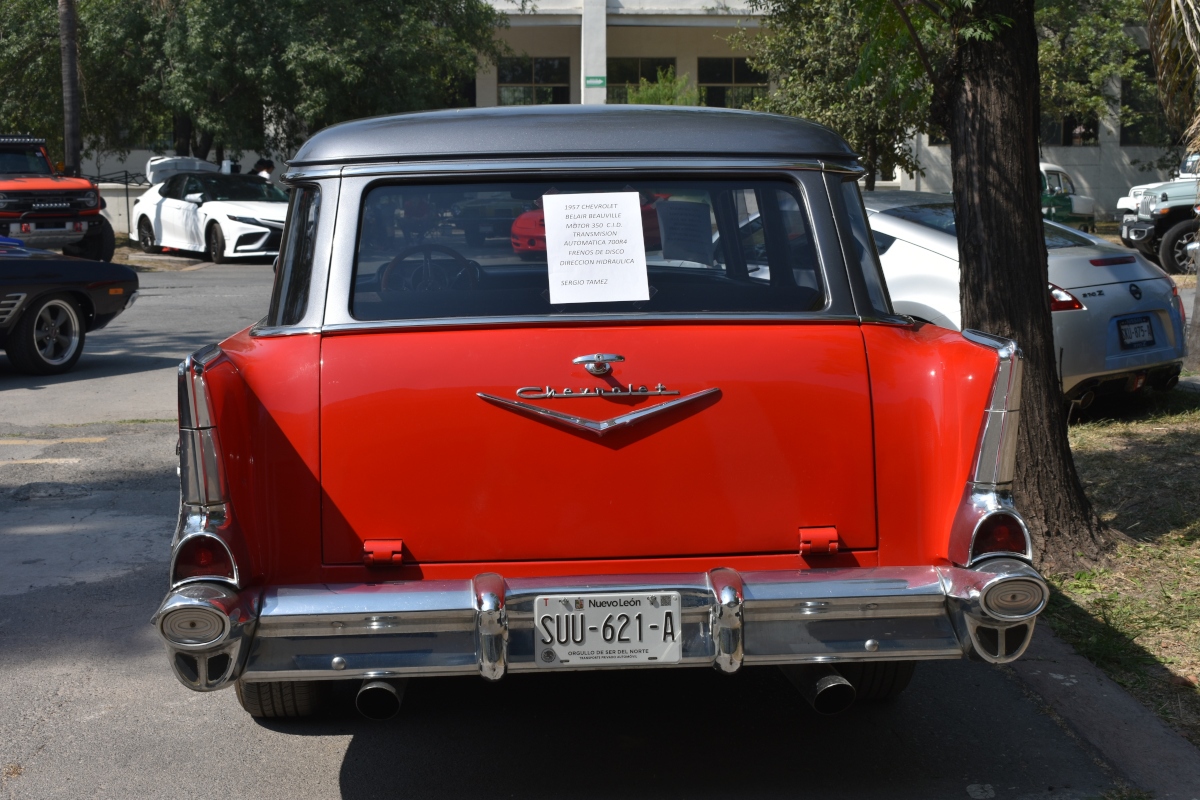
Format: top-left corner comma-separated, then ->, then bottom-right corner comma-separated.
477,389 -> 720,437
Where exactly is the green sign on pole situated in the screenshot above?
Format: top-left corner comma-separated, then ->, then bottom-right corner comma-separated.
585,76 -> 607,88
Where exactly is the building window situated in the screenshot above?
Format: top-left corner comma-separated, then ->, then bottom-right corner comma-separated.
1040,113 -> 1099,147
497,57 -> 570,106
606,58 -> 676,103
698,58 -> 767,109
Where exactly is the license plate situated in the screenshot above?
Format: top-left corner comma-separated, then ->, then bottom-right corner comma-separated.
1119,316 -> 1155,349
533,592 -> 682,667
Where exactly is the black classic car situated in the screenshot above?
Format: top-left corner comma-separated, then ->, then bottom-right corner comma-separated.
0,237 -> 139,374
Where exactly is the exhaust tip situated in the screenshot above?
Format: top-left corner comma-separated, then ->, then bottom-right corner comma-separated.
780,664 -> 857,715
1077,390 -> 1095,410
811,673 -> 857,715
356,680 -> 406,721
1163,376 -> 1179,391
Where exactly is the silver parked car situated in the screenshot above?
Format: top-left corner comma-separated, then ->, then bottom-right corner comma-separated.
866,191 -> 1187,404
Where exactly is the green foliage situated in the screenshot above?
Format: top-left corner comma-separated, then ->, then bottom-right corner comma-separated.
625,66 -> 699,106
1036,0 -> 1149,128
736,0 -> 931,188
0,0 -> 166,163
0,0 -> 506,163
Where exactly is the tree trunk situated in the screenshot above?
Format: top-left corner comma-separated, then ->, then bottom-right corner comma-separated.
193,131 -> 214,162
57,0 -> 81,176
864,135 -> 878,191
174,115 -> 193,157
944,0 -> 1115,571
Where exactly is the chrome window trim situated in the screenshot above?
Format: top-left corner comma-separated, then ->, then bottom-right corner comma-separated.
325,168 -> 857,329
319,313 -> 865,335
249,322 -> 322,338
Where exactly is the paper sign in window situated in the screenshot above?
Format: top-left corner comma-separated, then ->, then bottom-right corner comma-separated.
544,192 -> 649,304
656,200 -> 714,266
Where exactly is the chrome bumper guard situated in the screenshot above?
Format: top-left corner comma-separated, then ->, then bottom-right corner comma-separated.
153,558 -> 1046,691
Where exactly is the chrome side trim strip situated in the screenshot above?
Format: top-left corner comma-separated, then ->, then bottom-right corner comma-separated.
962,329 -> 1024,487
248,324 -> 321,339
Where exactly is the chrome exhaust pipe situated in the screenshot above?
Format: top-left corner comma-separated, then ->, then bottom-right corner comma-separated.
780,664 -> 856,715
1163,376 -> 1179,391
355,679 -> 407,720
1077,390 -> 1095,410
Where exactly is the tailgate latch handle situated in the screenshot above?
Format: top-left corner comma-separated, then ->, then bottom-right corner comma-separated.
363,539 -> 405,566
799,527 -> 839,556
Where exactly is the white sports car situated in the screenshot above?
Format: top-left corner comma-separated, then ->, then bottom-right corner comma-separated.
866,191 -> 1187,405
132,172 -> 287,262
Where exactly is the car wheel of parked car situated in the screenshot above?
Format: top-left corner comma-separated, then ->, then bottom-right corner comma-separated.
5,293 -> 86,375
62,216 -> 116,262
207,223 -> 227,264
137,217 -> 162,254
837,661 -> 916,702
235,680 -> 321,718
1157,219 -> 1200,274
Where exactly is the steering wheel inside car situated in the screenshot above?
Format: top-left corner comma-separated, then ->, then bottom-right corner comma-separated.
379,244 -> 480,292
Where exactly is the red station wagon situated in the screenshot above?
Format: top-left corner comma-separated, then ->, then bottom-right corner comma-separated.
154,106 -> 1047,720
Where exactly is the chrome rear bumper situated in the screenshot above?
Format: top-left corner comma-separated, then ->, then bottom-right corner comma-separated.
153,559 -> 1046,692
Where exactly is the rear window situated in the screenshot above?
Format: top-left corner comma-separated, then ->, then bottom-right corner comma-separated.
880,202 -> 1095,250
350,179 -> 824,321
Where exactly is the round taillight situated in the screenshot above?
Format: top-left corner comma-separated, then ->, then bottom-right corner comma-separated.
161,606 -> 227,645
172,535 -> 235,584
972,512 -> 1027,561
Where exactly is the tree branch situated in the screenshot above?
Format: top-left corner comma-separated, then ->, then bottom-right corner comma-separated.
890,0 -> 939,91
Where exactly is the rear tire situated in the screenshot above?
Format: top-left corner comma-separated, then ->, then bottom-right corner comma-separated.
5,293 -> 86,375
235,680 -> 321,718
838,661 -> 916,702
1157,219 -> 1199,274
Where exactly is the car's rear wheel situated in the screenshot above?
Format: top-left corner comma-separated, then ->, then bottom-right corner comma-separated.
1157,219 -> 1199,274
837,661 -> 916,702
5,293 -> 86,375
137,217 -> 162,254
206,223 -> 227,264
235,680 -> 321,718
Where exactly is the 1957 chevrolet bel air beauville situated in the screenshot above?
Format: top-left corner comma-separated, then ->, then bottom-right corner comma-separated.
153,105 -> 1045,720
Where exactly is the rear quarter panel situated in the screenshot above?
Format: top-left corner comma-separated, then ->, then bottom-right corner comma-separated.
862,323 -> 997,566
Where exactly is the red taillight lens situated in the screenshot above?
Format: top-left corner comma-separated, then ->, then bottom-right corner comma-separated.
173,535 -> 235,583
1089,255 -> 1135,267
1049,283 -> 1083,311
972,512 -> 1027,560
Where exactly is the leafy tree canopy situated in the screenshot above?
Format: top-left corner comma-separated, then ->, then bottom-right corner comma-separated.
735,0 -> 933,189
0,0 -> 507,164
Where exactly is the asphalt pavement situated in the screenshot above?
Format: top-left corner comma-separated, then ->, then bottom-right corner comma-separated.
0,260 -> 1178,799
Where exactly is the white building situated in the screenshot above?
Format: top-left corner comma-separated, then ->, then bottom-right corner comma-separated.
477,0 -> 764,108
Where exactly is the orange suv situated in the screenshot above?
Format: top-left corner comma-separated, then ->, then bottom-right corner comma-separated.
0,135 -> 114,261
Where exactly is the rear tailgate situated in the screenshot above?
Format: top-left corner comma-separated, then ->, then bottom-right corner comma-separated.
320,324 -> 877,564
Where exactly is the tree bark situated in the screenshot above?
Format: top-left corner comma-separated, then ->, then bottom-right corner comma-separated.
864,135 -> 878,191
193,131 -> 214,162
173,115 -> 193,157
943,0 -> 1115,571
57,0 -> 81,176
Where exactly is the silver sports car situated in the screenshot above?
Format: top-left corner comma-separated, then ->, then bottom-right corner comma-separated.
865,191 -> 1187,405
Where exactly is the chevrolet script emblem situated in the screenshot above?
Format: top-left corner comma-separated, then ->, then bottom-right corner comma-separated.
478,383 -> 719,437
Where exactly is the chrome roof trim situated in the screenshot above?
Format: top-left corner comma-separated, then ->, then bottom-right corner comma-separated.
317,313 -> 865,335
330,157 -> 835,180
249,323 -> 322,338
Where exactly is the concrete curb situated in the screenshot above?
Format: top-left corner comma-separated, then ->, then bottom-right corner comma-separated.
1012,625 -> 1200,799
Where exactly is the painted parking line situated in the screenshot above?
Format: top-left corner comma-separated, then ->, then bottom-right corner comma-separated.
0,438 -> 108,445
0,459 -> 83,465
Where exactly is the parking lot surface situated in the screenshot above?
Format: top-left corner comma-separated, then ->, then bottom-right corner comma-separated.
1,263 -> 1124,799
